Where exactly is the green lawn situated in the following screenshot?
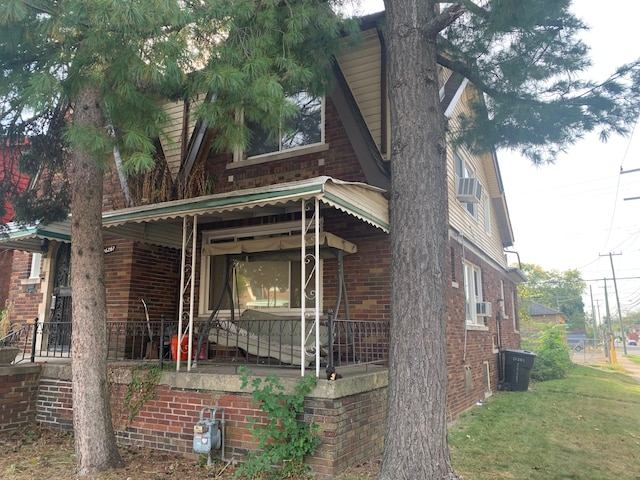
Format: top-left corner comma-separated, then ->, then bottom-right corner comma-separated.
449,366 -> 640,479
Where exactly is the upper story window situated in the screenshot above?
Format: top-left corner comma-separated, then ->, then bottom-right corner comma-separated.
454,152 -> 478,218
238,93 -> 324,161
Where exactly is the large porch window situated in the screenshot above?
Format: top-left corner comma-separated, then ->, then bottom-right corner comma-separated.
200,222 -> 319,315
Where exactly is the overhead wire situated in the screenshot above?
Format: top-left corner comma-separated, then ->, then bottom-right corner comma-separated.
601,119 -> 637,250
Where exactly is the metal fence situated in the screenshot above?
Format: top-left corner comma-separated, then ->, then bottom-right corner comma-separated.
2,314 -> 390,369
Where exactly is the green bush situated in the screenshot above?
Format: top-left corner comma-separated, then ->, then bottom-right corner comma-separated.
531,324 -> 572,381
236,367 -> 320,480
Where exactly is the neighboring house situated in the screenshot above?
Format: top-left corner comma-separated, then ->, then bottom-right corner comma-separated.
527,301 -> 568,325
1,11 -> 525,476
0,143 -> 30,311
520,300 -> 569,345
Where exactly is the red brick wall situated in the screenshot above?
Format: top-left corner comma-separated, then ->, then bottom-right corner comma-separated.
104,239 -> 180,324
7,250 -> 41,325
445,236 -> 521,418
0,365 -> 41,431
31,365 -> 387,480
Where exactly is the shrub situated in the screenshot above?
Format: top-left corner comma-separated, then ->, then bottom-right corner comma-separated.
531,324 -> 572,381
236,367 -> 320,480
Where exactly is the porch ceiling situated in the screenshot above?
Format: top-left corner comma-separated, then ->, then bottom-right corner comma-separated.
102,176 -> 389,249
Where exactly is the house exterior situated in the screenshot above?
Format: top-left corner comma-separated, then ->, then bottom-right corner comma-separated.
1,11 -> 524,477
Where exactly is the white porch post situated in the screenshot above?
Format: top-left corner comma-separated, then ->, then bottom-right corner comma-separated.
187,214 -> 198,371
177,215 -> 197,371
300,197 -> 321,378
300,199 -> 306,377
177,217 -> 188,372
314,197 -> 320,378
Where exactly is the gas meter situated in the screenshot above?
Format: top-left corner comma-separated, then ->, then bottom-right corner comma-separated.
193,407 -> 225,464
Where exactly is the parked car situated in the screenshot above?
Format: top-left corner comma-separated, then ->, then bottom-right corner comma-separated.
567,333 -> 587,351
629,339 -> 637,346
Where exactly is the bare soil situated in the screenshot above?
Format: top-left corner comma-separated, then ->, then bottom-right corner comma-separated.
0,425 -> 378,480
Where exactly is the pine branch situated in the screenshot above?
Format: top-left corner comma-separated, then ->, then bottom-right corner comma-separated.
425,2 -> 466,37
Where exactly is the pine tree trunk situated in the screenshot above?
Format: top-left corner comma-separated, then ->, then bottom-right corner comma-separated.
379,0 -> 459,478
70,86 -> 124,475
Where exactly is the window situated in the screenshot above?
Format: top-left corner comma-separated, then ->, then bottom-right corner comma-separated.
200,223 -> 320,315
463,261 -> 483,325
29,252 -> 42,279
241,93 -> 324,159
454,152 -> 478,218
484,196 -> 491,235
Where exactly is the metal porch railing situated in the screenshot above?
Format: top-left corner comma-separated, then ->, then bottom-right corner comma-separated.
5,315 -> 390,370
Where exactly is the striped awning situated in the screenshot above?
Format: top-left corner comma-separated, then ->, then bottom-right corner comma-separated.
0,220 -> 71,253
101,176 -> 389,249
0,177 -> 389,251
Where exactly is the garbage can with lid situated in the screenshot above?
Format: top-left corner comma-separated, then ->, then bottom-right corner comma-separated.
502,349 -> 536,391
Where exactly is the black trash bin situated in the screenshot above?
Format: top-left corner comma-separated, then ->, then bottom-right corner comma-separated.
502,349 -> 536,391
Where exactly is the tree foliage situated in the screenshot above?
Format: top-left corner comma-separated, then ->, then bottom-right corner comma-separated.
0,0 -> 353,475
0,0 -> 356,222
438,0 -> 640,164
518,263 -> 587,330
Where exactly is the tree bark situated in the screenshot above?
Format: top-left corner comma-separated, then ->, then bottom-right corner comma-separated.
70,86 -> 124,475
379,0 -> 459,478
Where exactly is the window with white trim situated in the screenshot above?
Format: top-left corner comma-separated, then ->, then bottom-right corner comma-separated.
454,152 -> 478,218
463,261 -> 483,325
29,252 -> 42,279
236,93 -> 324,161
484,196 -> 491,236
199,222 -> 320,315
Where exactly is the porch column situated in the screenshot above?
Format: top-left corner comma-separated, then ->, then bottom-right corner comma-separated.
177,215 -> 197,372
300,198 -> 321,378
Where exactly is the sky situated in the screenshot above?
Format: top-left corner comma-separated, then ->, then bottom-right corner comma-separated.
352,1 -> 640,320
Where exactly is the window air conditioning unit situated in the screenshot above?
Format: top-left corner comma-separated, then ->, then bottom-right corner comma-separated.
456,177 -> 482,203
476,302 -> 492,317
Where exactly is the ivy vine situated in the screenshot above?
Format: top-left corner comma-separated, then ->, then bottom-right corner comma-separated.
123,364 -> 162,424
236,366 -> 320,480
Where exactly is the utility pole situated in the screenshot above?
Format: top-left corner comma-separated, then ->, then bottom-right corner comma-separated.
603,279 -> 617,364
590,285 -> 597,346
601,252 -> 627,355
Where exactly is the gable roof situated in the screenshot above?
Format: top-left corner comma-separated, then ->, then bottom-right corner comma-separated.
527,301 -> 566,318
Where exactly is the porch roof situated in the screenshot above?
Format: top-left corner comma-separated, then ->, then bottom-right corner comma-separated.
102,176 -> 389,249
0,176 -> 389,252
0,220 -> 71,253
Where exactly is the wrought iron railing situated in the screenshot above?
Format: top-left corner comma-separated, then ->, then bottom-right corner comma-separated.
7,314 -> 390,370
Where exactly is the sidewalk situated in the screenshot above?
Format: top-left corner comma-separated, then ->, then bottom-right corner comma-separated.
572,347 -> 640,383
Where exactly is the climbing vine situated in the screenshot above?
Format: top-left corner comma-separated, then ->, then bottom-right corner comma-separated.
235,367 -> 320,480
123,365 -> 162,424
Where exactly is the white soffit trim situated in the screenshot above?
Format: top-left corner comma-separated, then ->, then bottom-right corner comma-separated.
444,78 -> 469,118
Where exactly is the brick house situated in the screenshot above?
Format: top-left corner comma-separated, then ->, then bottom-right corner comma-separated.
1,11 -> 524,477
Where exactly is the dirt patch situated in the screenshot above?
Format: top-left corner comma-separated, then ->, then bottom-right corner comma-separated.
0,426 -> 379,479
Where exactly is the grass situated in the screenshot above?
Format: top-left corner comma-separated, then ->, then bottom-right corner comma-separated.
449,366 -> 640,479
626,354 -> 640,366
